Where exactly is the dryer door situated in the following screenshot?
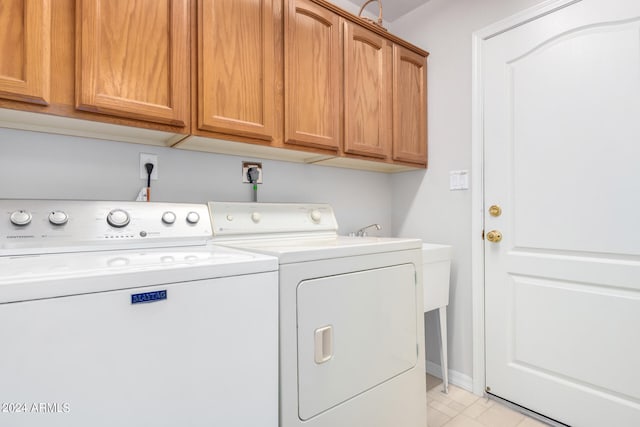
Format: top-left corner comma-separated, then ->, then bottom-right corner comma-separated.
296,263 -> 417,420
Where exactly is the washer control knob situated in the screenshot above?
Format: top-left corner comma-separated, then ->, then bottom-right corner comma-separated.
186,211 -> 200,224
226,214 -> 234,221
10,210 -> 32,226
107,209 -> 130,228
251,212 -> 261,223
162,211 -> 177,224
48,211 -> 68,226
310,209 -> 322,223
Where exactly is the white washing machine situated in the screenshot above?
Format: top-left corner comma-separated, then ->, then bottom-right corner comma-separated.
208,202 -> 427,427
0,200 -> 278,427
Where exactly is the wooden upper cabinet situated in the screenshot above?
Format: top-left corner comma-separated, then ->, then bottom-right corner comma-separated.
197,0 -> 275,140
392,45 -> 427,166
285,0 -> 340,151
76,0 -> 189,127
0,0 -> 51,105
343,20 -> 392,159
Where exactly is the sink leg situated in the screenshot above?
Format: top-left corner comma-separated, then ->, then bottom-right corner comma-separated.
438,306 -> 449,394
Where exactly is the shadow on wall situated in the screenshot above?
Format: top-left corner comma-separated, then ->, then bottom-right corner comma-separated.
0,127 -> 394,236
390,169 -> 429,237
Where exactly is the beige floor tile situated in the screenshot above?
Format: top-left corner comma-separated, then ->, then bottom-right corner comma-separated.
474,397 -> 495,409
447,400 -> 467,413
427,374 -> 443,391
430,399 -> 460,418
428,407 -> 452,427
424,381 -> 544,427
446,385 -> 480,407
461,400 -> 491,419
442,414 -> 486,427
428,389 -> 456,406
517,417 -> 550,427
476,404 -> 526,427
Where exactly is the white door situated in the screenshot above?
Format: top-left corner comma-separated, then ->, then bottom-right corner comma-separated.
483,1 -> 640,426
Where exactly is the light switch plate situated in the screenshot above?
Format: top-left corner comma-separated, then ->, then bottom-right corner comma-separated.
450,170 -> 469,190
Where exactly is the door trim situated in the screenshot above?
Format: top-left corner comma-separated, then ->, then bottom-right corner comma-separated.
470,0 -> 582,396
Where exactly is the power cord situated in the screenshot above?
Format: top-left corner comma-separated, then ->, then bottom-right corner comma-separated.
247,167 -> 260,202
145,163 -> 154,202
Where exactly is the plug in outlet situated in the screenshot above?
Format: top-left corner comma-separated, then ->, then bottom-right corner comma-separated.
140,153 -> 158,180
242,161 -> 263,184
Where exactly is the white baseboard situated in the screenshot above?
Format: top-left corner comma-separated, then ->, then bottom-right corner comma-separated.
425,360 -> 475,394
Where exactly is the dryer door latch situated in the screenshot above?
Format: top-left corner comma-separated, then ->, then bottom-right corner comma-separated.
314,325 -> 333,364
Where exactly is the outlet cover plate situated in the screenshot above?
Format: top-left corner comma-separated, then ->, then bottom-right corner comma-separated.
242,161 -> 263,184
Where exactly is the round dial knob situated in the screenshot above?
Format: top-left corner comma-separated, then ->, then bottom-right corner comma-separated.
186,211 -> 200,224
162,211 -> 176,224
48,210 -> 68,226
251,212 -> 261,223
107,209 -> 130,228
10,210 -> 32,226
310,210 -> 322,223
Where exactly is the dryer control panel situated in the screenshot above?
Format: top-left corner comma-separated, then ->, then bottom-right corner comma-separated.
209,202 -> 338,238
0,200 -> 212,255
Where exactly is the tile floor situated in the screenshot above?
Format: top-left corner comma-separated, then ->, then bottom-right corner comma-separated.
425,374 -> 549,427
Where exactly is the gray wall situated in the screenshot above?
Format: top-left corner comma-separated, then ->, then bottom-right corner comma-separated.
0,128 -> 392,236
0,0 -> 552,388
388,0 -> 546,380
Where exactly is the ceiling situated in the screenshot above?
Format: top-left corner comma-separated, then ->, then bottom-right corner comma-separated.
346,0 -> 430,22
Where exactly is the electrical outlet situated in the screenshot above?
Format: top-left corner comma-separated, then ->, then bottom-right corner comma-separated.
242,161 -> 263,184
140,153 -> 158,180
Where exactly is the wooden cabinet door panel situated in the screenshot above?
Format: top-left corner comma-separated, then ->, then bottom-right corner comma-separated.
393,45 -> 427,165
198,0 -> 275,140
76,0 -> 189,127
285,0 -> 340,151
0,0 -> 51,105
343,21 -> 391,159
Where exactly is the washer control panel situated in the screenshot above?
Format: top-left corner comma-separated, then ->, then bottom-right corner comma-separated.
0,200 -> 211,254
208,202 -> 338,237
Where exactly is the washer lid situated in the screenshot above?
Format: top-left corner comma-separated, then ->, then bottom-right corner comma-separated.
0,245 -> 277,303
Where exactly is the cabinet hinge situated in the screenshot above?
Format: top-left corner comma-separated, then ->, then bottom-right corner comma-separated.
482,229 -> 485,240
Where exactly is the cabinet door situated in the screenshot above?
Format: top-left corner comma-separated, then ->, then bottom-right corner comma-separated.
76,0 -> 189,127
0,0 -> 51,105
393,45 -> 427,165
285,0 -> 340,151
198,0 -> 275,140
343,21 -> 391,159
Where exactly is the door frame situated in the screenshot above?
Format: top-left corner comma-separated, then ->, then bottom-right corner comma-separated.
469,0 -> 582,396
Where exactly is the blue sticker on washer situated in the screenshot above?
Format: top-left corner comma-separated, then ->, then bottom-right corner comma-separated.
131,290 -> 167,304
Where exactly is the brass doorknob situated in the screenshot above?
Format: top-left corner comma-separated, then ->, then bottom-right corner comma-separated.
486,230 -> 502,243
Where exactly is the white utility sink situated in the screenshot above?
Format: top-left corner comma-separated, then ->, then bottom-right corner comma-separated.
422,243 -> 452,393
422,244 -> 452,311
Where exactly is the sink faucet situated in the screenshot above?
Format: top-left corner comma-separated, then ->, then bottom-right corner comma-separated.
354,223 -> 382,237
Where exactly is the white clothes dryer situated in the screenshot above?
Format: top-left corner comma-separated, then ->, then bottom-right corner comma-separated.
0,200 -> 278,427
208,202 -> 427,427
